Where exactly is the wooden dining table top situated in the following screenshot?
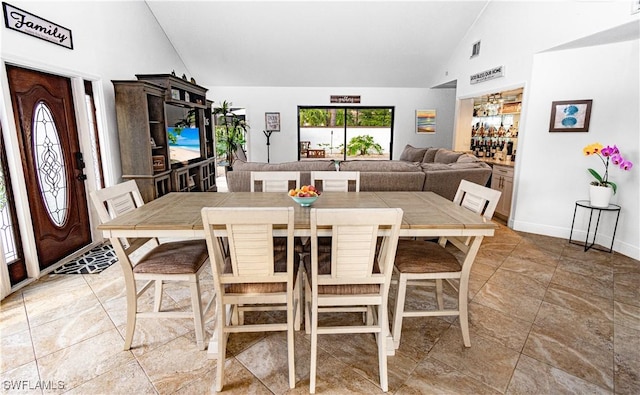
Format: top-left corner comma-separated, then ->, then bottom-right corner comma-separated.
97,191 -> 497,238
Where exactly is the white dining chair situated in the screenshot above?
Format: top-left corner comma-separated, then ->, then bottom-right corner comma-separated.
90,180 -> 213,350
305,208 -> 403,393
310,171 -> 360,192
250,171 -> 300,192
391,179 -> 501,349
201,206 -> 300,391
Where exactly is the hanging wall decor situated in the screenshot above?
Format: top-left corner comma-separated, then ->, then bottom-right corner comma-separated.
416,109 -> 436,134
3,2 -> 73,49
549,100 -> 592,132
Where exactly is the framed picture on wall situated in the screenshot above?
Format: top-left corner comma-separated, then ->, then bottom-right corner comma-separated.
265,112 -> 280,132
549,100 -> 592,132
416,109 -> 436,134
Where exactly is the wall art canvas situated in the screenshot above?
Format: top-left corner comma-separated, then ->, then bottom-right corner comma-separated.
549,100 -> 592,132
416,109 -> 436,134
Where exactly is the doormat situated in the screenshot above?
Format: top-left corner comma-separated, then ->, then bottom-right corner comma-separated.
53,243 -> 117,274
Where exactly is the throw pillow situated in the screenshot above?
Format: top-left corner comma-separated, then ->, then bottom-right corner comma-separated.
457,153 -> 480,163
399,144 -> 428,162
422,148 -> 440,163
434,149 -> 463,164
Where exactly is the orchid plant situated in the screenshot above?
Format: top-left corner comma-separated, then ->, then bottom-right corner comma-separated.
583,143 -> 633,194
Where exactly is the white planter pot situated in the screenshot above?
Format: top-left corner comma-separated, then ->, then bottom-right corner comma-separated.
589,185 -> 613,208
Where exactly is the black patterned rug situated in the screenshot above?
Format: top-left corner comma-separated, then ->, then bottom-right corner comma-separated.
54,243 -> 117,274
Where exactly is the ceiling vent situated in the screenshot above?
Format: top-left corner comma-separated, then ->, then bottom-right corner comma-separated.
471,41 -> 481,58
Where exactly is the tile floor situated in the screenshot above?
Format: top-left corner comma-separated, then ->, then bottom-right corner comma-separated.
1,223 -> 639,394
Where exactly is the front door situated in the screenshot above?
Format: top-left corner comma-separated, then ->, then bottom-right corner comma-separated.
6,65 -> 91,270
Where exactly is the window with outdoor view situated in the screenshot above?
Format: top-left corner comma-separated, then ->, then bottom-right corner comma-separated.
298,106 -> 394,161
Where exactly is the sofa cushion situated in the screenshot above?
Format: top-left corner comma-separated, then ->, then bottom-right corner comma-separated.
399,144 -> 428,162
359,172 -> 425,191
457,153 -> 481,163
434,149 -> 464,164
422,148 -> 440,163
233,159 -> 334,172
340,160 -> 422,172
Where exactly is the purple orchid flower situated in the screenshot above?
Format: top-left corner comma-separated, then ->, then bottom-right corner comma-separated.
620,160 -> 634,171
610,154 -> 623,166
600,146 -> 616,157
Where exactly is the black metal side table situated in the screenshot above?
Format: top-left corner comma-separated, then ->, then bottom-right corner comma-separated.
569,200 -> 621,253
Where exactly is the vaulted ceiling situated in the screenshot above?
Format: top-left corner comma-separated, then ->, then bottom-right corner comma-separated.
146,1 -> 489,88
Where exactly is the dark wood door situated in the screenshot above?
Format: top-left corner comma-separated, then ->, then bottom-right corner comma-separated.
6,65 -> 91,270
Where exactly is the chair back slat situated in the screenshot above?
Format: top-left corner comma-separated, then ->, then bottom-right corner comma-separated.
202,207 -> 294,286
333,225 -> 378,278
311,208 -> 402,287
453,179 -> 502,220
311,171 -> 360,192
227,223 -> 274,276
91,180 -> 144,223
251,171 -> 300,192
108,193 -> 138,218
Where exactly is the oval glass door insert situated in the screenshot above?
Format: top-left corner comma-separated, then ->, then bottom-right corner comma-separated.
33,101 -> 68,227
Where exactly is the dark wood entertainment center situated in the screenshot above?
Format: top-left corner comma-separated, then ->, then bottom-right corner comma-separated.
113,74 -> 217,202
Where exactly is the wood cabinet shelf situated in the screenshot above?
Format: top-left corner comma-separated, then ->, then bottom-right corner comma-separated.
113,75 -> 217,202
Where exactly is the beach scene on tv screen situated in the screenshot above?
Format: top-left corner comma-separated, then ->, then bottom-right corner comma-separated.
168,127 -> 200,164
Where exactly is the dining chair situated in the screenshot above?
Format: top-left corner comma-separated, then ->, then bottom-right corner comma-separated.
201,206 -> 300,391
90,180 -> 213,350
250,171 -> 300,192
310,171 -> 360,192
306,171 -> 361,255
305,208 -> 403,393
391,179 -> 501,349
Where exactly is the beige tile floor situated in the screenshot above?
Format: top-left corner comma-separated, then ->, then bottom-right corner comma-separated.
1,223 -> 639,394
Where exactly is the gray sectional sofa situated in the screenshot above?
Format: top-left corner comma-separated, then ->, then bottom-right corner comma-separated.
225,145 -> 492,200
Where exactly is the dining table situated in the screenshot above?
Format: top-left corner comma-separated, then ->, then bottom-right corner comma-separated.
98,191 -> 497,357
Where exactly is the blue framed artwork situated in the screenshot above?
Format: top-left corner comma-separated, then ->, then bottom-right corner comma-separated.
549,100 -> 592,132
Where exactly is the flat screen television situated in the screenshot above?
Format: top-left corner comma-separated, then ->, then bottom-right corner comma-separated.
166,104 -> 202,167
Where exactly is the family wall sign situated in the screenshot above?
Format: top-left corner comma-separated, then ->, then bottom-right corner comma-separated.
3,2 -> 73,49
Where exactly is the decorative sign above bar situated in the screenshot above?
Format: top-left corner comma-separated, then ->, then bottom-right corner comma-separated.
330,95 -> 361,103
2,2 -> 73,49
470,66 -> 504,85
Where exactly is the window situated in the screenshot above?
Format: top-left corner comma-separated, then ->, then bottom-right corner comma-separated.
298,106 -> 394,161
0,126 -> 26,285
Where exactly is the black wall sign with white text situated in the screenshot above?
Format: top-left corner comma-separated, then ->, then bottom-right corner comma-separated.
3,2 -> 73,49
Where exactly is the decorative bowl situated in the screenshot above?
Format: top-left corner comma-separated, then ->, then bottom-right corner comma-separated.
291,195 -> 319,207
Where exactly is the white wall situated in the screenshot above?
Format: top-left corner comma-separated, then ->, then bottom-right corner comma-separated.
431,1 -> 639,98
435,1 -> 639,258
208,87 -> 456,163
515,40 -> 639,259
1,1 -> 191,183
0,1 -> 188,286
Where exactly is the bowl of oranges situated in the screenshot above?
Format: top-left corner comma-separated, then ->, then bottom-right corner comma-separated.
288,185 -> 320,206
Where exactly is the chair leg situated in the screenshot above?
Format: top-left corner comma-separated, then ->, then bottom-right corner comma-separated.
153,280 -> 163,312
231,305 -> 239,326
459,278 -> 471,348
294,268 -> 302,331
377,304 -> 388,393
123,283 -> 137,350
287,295 -> 296,388
190,279 -> 205,350
216,302 -> 227,392
309,300 -> 318,394
392,274 -> 407,349
304,281 -> 311,335
436,279 -> 444,310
